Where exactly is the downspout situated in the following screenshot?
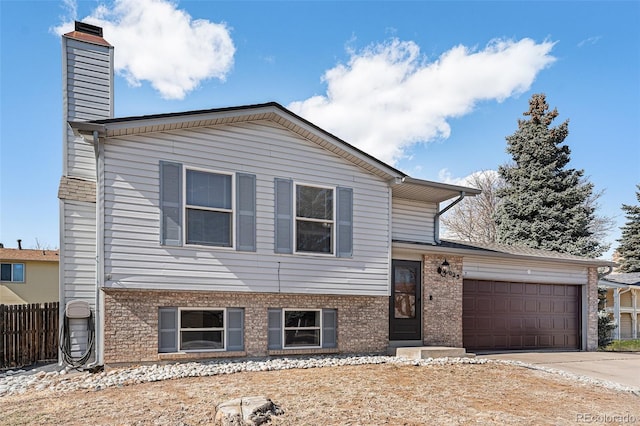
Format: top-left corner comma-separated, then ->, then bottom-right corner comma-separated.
88,130 -> 104,368
434,192 -> 466,244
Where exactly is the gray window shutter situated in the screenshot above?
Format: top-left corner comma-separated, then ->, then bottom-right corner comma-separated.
267,308 -> 282,349
158,307 -> 178,353
226,308 -> 244,351
274,178 -> 293,254
322,309 -> 337,348
236,173 -> 256,251
160,161 -> 182,246
336,187 -> 353,258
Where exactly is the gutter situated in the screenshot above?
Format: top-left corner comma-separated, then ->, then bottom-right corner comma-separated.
434,192 -> 466,245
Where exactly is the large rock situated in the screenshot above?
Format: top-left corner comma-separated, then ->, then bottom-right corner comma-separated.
214,396 -> 284,426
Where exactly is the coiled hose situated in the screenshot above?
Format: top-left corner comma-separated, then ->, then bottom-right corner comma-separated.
60,310 -> 95,369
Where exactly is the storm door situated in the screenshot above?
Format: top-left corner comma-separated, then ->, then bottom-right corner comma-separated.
389,260 -> 422,341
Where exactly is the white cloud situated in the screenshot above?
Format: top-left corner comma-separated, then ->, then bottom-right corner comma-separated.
289,38 -> 556,165
53,0 -> 235,100
578,36 -> 602,48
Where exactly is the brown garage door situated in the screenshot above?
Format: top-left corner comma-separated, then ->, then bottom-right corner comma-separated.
463,280 -> 580,351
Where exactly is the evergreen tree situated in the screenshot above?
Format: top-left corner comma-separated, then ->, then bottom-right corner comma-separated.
495,94 -> 605,257
616,185 -> 640,272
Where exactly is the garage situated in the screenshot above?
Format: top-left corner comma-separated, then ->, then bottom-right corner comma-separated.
463,279 -> 580,351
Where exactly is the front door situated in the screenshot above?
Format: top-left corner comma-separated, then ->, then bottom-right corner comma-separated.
389,260 -> 422,341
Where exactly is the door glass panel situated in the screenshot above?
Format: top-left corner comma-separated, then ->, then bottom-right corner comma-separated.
394,266 -> 417,319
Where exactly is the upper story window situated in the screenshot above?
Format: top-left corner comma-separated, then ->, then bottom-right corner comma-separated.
185,169 -> 233,247
0,263 -> 24,282
295,184 -> 334,254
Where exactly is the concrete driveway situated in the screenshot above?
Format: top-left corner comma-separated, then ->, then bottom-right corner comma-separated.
479,352 -> 640,389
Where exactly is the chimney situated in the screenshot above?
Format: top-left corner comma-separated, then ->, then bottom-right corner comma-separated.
61,21 -> 114,179
17,239 -> 22,250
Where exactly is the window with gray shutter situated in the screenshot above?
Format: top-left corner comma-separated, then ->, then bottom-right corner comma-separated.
267,308 -> 282,349
160,161 -> 182,246
236,173 -> 256,251
322,309 -> 337,348
336,187 -> 353,258
274,178 -> 293,254
226,308 -> 245,351
158,307 -> 178,353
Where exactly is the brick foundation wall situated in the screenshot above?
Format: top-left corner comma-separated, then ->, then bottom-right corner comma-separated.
102,289 -> 389,364
422,254 -> 463,347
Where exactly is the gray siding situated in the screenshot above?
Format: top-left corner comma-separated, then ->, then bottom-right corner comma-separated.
392,198 -> 437,244
102,120 -> 391,296
60,200 -> 97,358
61,201 -> 97,303
463,256 -> 588,285
63,38 -> 113,179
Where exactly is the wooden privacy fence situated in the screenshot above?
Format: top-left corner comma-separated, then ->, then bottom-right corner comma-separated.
0,302 -> 59,369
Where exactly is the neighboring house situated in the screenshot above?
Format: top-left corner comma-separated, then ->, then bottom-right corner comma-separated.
58,22 -> 614,367
599,273 -> 640,340
0,247 -> 59,305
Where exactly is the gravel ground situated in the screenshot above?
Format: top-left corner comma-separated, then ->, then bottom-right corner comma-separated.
1,355 -> 639,425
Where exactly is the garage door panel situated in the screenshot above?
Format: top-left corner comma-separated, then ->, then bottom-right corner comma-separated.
510,283 -> 524,294
525,300 -> 537,312
539,284 -> 553,295
476,297 -> 493,312
494,282 -> 509,293
510,299 -> 523,312
463,280 -> 580,351
539,300 -> 552,313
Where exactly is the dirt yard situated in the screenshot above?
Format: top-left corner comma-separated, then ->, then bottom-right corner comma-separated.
2,362 -> 639,425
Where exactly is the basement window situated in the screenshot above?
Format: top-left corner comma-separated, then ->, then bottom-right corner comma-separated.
283,309 -> 322,348
180,308 -> 226,351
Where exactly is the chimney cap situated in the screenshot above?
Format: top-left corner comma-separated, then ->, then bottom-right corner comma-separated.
63,21 -> 111,47
75,21 -> 103,37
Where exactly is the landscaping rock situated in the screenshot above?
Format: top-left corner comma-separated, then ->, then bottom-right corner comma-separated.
214,396 -> 283,426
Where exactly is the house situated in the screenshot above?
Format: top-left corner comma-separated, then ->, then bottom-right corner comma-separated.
0,245 -> 59,305
599,273 -> 640,340
58,22 -> 614,367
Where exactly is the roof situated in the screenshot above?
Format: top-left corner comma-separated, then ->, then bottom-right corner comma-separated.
600,272 -> 640,287
70,102 -> 479,203
393,238 -> 616,267
0,248 -> 59,262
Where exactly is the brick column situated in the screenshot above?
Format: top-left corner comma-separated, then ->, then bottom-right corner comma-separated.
586,267 -> 599,351
422,254 -> 463,347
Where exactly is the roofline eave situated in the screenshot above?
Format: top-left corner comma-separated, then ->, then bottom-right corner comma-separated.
392,240 -> 617,268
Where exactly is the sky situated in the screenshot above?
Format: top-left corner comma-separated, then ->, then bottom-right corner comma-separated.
0,0 -> 638,259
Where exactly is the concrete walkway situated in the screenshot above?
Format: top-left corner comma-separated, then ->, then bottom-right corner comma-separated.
479,351 -> 640,388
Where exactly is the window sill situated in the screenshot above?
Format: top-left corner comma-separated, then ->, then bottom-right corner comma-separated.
268,347 -> 339,356
158,350 -> 246,361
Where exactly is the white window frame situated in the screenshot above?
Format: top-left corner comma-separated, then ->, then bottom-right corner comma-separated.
0,263 -> 25,283
293,182 -> 335,256
178,307 -> 226,352
282,308 -> 323,349
183,167 -> 235,249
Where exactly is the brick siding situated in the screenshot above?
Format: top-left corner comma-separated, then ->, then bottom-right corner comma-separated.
587,266 -> 599,351
102,289 -> 388,364
422,254 -> 464,347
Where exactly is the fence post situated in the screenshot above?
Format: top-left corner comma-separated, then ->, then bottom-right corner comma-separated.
0,304 -> 5,368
